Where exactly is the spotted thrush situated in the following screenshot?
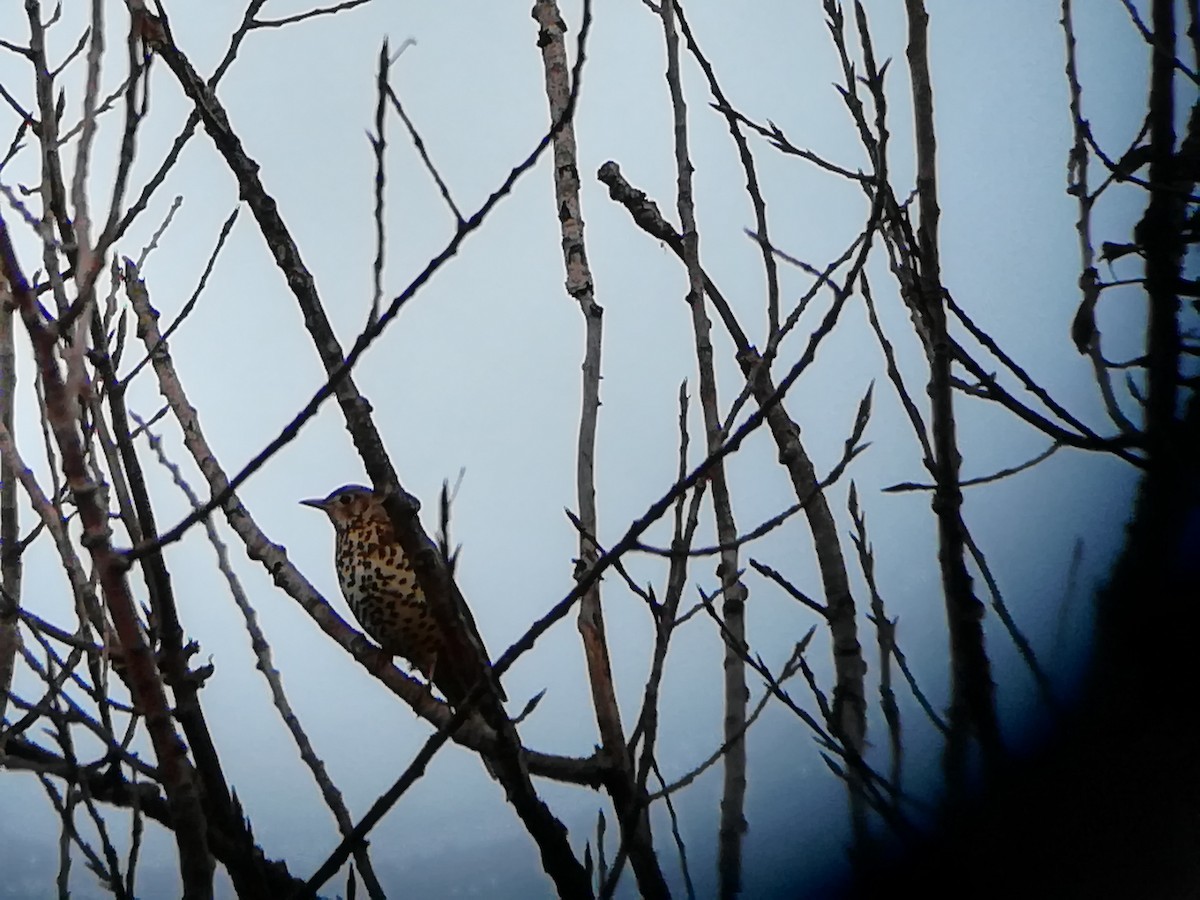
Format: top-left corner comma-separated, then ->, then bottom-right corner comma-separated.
301,485 -> 506,707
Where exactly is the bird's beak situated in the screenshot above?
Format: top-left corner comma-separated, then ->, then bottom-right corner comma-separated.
299,498 -> 326,510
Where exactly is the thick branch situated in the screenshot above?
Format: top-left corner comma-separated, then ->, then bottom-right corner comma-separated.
903,0 -> 1002,792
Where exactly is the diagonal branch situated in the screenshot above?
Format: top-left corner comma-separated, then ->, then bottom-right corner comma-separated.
140,8 -> 599,889
136,415 -> 386,900
0,208 -> 212,898
123,262 -> 600,787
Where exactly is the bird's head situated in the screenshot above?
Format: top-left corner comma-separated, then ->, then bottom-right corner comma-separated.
300,484 -> 383,530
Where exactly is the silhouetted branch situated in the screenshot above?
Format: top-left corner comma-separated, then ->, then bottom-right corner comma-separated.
717,104 -> 873,184
1118,0 -> 1200,83
123,262 -> 603,787
135,415 -> 386,900
696,585 -> 913,834
670,0 -> 780,335
598,147 -> 875,850
0,211 -> 213,896
249,0 -> 374,29
861,274 -> 934,469
746,559 -> 826,617
108,1 -> 267,247
636,382 -> 872,558
848,483 -> 902,785
122,207 -> 239,385
495,226 -> 869,809
300,685 -> 505,899
961,524 -> 1058,710
383,58 -> 463,225
369,41 -> 388,321
627,383 -> 705,816
883,442 -> 1063,493
652,758 -> 696,900
651,636 -> 808,801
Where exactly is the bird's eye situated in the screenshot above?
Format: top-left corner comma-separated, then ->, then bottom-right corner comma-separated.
338,495 -> 353,505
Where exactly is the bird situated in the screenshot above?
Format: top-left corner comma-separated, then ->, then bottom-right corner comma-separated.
301,484 -> 506,707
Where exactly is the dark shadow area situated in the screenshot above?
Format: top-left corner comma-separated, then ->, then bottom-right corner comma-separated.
846,400 -> 1200,899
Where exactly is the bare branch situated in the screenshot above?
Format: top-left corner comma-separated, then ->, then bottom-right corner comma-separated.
670,0 -> 780,335
0,211 -> 214,896
847,483 -> 902,785
122,261 -> 604,787
383,74 -> 463,225
651,758 -> 696,900
135,415 -> 386,900
368,41 -> 389,323
746,559 -> 826,618
249,0 -> 374,29
883,442 -> 1063,493
651,637 -> 808,801
130,2 -> 593,558
1119,0 -> 1200,83
718,105 -> 873,184
638,382 -> 871,558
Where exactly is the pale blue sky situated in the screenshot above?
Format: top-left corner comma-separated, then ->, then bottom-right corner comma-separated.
0,2 -> 1157,896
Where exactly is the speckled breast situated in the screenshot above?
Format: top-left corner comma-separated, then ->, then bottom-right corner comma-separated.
334,521 -> 443,670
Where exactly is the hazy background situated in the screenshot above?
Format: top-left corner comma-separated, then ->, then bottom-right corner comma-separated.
0,1 -> 1151,896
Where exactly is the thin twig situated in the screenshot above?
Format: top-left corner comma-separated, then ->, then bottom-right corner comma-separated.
883,442 -> 1063,493
122,208 -> 239,384
652,757 -> 696,900
369,41 -> 387,322
384,74 -> 463,225
250,0 -> 374,29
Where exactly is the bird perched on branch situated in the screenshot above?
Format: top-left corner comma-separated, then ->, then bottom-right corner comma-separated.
301,484 -> 505,707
